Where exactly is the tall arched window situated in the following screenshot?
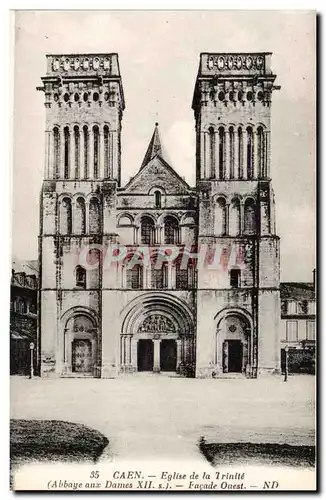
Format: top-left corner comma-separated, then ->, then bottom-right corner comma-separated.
150,255 -> 168,289
83,126 -> 89,179
215,197 -> 227,236
246,126 -> 254,179
229,127 -> 235,179
238,127 -> 243,179
104,125 -> 109,178
53,127 -> 60,179
74,126 -> 80,179
89,197 -> 100,233
244,199 -> 256,234
218,127 -> 225,179
64,127 -> 70,179
75,266 -> 86,288
208,127 -> 215,178
175,256 -> 195,289
60,197 -> 72,234
140,216 -> 155,245
93,125 -> 99,178
75,197 -> 86,234
229,198 -> 241,236
257,126 -> 265,178
126,263 -> 143,289
164,216 -> 179,244
154,190 -> 162,208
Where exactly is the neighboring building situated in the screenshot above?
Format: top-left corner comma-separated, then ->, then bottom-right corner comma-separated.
280,270 -> 316,374
10,260 -> 38,375
37,52 -> 281,379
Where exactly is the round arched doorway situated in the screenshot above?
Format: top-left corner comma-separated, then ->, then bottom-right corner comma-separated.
62,311 -> 98,377
121,293 -> 195,377
215,310 -> 253,376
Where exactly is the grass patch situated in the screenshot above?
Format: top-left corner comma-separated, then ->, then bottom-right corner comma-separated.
10,419 -> 108,463
199,439 -> 315,468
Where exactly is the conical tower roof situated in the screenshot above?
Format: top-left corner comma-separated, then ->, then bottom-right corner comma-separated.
140,122 -> 163,169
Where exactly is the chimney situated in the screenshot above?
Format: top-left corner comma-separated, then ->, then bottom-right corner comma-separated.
313,268 -> 316,289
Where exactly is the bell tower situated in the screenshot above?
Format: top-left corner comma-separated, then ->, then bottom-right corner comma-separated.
192,53 -> 281,377
37,53 -> 124,377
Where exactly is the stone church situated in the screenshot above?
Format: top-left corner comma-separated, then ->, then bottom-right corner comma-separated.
38,52 -> 281,378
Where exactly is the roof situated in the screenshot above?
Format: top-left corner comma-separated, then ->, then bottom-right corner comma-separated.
140,123 -> 163,169
12,259 -> 39,276
280,283 -> 315,301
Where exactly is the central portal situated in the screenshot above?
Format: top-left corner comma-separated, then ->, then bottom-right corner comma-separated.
137,339 -> 154,371
160,339 -> 177,371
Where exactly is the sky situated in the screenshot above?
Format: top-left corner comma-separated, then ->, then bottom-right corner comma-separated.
12,10 -> 316,281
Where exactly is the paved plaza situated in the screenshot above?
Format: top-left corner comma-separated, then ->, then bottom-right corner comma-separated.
10,375 -> 315,463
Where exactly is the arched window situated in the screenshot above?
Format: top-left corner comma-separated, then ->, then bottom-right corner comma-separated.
164,216 -> 179,244
83,126 -> 89,179
64,127 -> 70,179
74,126 -> 80,179
244,199 -> 256,234
89,197 -> 100,233
257,126 -> 265,178
230,268 -> 241,288
104,125 -> 110,178
238,127 -> 243,179
151,257 -> 168,290
140,216 -> 155,245
75,266 -> 86,288
229,198 -> 241,236
53,127 -> 60,179
126,263 -> 143,289
175,257 -> 195,289
246,126 -> 254,179
218,127 -> 225,179
229,127 -> 235,179
93,125 -> 99,178
60,197 -> 72,234
208,127 -> 215,178
154,190 -> 162,208
75,197 -> 86,234
214,197 -> 227,236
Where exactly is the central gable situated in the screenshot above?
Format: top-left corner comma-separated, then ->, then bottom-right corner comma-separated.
122,155 -> 192,194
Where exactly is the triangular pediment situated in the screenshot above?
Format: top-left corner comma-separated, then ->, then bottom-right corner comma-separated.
122,155 -> 192,194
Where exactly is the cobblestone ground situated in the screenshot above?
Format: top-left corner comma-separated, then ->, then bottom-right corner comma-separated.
10,375 -> 315,462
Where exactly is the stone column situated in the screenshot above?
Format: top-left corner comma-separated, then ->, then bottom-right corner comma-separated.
204,132 -> 210,179
109,132 -> 114,179
254,130 -> 259,179
80,128 -> 85,179
265,130 -> 271,178
126,334 -> 132,367
240,202 -> 245,235
167,263 -> 173,289
111,130 -> 118,180
60,129 -> 65,179
224,128 -> 229,179
100,130 -> 105,179
226,204 -> 230,235
153,339 -> 161,372
89,127 -> 94,179
176,339 -> 182,371
234,129 -> 239,180
243,130 -> 248,180
200,131 -> 205,179
131,338 -> 138,372
70,127 -> 74,179
44,131 -> 50,179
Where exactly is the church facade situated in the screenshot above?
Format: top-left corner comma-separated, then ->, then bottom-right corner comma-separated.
37,52 -> 281,378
